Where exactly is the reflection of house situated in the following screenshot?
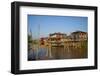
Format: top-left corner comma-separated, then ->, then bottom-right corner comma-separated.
70,31 -> 87,41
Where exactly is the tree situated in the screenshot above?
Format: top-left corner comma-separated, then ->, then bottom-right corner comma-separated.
28,34 -> 33,50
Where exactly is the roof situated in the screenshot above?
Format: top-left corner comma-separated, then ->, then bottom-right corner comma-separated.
71,31 -> 87,35
40,37 -> 48,40
49,32 -> 66,36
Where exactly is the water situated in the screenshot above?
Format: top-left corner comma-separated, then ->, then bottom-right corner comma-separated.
28,46 -> 87,61
28,48 -> 47,60
51,46 -> 87,59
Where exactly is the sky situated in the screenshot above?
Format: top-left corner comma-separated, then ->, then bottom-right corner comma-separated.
28,15 -> 88,39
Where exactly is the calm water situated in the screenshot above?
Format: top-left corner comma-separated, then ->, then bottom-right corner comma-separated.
28,46 -> 87,61
51,46 -> 87,59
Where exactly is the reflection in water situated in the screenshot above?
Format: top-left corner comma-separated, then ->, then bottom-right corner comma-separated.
28,46 -> 87,61
28,48 -> 47,60
51,46 -> 87,59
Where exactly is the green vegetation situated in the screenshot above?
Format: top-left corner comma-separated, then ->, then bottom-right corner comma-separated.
33,40 -> 38,44
28,35 -> 33,49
